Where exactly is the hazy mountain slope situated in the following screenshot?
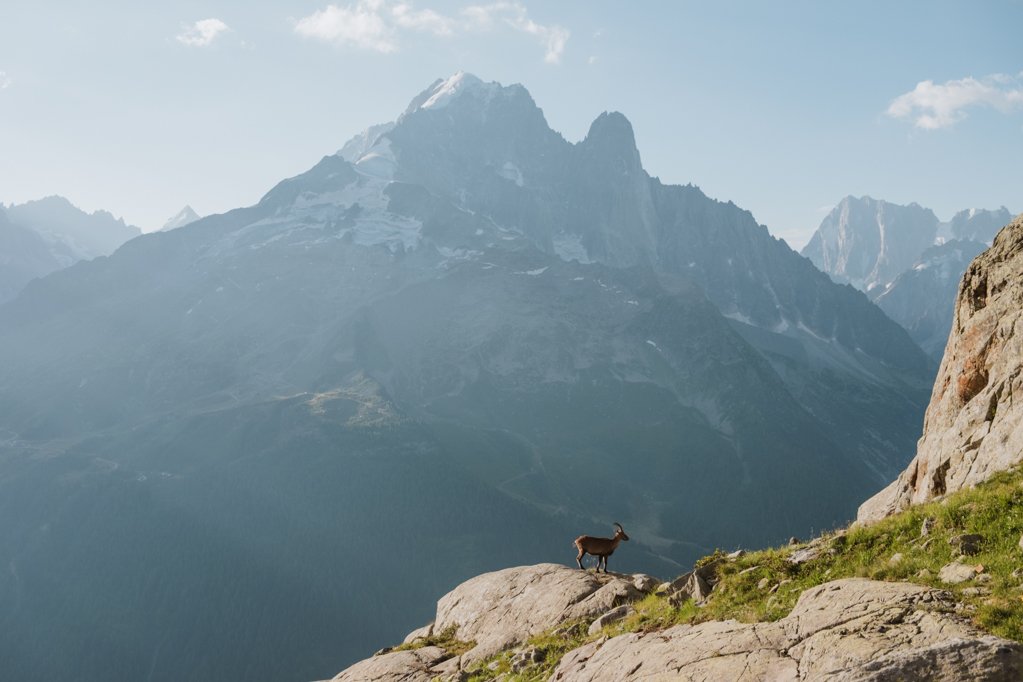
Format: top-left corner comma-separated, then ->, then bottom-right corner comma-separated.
0,195 -> 141,303
872,239 -> 988,360
6,195 -> 140,261
948,206 -> 1014,243
0,74 -> 933,681
803,199 -> 1014,359
0,231 -> 872,680
0,208 -> 63,302
0,400 -> 593,681
383,75 -> 933,480
801,196 -> 938,291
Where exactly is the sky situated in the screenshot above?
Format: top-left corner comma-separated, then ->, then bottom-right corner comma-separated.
1,1 -> 1021,249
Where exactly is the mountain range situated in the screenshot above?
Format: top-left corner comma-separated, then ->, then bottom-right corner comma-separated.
803,196 -> 1013,359
0,73 -> 934,682
0,195 -> 140,303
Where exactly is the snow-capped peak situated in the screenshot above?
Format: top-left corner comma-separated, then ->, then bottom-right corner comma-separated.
421,71 -> 488,109
161,205 -> 201,231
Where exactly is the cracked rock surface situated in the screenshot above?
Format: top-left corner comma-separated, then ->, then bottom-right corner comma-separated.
550,578 -> 1023,681
331,646 -> 448,681
433,563 -> 643,665
859,213 -> 1023,523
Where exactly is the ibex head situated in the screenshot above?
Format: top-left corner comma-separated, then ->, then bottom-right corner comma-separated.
613,522 -> 629,541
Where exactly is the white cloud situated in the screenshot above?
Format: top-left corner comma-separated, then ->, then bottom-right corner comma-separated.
391,3 -> 454,35
462,2 -> 569,63
293,1 -> 397,53
0,71 -> 11,89
887,73 -> 1023,130
176,18 -> 231,47
294,1 -> 568,63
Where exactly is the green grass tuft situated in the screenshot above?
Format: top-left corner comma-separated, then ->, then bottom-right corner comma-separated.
391,625 -> 476,657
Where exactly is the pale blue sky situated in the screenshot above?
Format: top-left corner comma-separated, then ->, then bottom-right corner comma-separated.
1,1 -> 1020,247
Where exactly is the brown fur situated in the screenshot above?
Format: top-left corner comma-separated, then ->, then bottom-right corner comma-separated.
574,522 -> 629,573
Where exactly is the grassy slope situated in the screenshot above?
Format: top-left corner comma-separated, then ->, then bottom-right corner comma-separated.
408,466 -> 1023,680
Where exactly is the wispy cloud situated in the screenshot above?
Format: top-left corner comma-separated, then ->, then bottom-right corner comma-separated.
462,2 -> 568,64
392,3 -> 455,36
293,1 -> 568,63
176,18 -> 231,47
887,73 -> 1023,130
293,1 -> 397,53
0,71 -> 11,89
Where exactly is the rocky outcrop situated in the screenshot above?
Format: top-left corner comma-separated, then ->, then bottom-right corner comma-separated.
330,564 -> 657,678
551,578 -> 1023,681
331,646 -> 448,681
330,565 -> 1023,681
424,564 -> 647,666
859,214 -> 1023,522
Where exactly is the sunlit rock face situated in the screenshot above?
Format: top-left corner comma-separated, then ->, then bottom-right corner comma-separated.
859,213 -> 1023,523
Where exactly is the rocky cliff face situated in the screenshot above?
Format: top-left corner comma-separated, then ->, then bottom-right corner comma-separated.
859,213 -> 1023,522
801,196 -> 938,290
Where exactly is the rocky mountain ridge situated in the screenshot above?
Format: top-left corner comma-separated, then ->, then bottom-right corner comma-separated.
803,196 -> 1013,361
803,196 -> 1011,293
0,195 -> 140,302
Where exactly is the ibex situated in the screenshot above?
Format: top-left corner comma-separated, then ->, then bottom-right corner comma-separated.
574,522 -> 629,573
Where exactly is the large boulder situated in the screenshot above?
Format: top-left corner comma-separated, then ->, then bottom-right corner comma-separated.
329,563 -> 647,679
859,213 -> 1023,523
551,578 -> 1023,680
330,646 -> 449,681
433,563 -> 643,665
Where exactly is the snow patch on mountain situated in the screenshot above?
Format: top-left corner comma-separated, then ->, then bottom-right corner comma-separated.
353,138 -> 397,180
420,72 -> 497,110
246,172 -> 422,251
162,205 -> 201,231
338,122 -> 395,162
553,232 -> 591,264
497,161 -> 524,187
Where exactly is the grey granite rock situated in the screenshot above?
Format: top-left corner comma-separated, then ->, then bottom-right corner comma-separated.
551,578 -> 1023,681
